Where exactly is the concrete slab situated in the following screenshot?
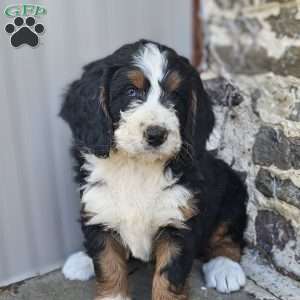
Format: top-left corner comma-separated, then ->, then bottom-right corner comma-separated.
0,261 -> 256,300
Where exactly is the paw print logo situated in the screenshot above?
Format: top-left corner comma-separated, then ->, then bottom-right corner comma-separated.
5,16 -> 44,47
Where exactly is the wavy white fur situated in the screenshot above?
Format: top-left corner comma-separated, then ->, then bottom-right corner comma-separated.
82,152 -> 192,262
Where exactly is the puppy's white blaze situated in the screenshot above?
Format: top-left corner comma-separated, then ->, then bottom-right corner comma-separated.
82,152 -> 192,261
134,43 -> 167,89
134,43 -> 167,106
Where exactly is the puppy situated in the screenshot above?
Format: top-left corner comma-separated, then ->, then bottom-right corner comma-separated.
60,40 -> 248,300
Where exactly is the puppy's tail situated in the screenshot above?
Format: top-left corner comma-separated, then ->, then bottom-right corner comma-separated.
62,251 -> 95,281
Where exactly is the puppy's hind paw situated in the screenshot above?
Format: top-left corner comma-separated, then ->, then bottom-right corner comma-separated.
202,256 -> 246,294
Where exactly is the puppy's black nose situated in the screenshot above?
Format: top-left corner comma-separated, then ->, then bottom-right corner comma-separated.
144,126 -> 168,147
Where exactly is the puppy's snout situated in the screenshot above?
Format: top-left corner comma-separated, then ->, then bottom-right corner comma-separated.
144,125 -> 168,147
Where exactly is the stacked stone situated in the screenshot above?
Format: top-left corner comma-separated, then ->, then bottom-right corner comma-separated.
203,0 -> 300,287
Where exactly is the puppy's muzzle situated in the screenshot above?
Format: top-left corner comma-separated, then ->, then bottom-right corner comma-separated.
144,125 -> 168,147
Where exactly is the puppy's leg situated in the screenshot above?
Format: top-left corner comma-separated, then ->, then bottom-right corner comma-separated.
93,235 -> 130,300
203,223 -> 246,294
203,162 -> 247,294
152,229 -> 194,300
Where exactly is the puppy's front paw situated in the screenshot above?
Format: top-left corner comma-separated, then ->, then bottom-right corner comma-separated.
202,257 -> 246,293
62,251 -> 95,281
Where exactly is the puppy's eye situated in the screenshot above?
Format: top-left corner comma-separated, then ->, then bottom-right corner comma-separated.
126,87 -> 138,97
173,89 -> 181,98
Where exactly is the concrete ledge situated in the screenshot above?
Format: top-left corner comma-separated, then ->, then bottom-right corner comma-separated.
0,260 -> 257,300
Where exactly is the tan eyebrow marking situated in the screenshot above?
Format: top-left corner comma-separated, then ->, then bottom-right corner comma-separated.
165,71 -> 182,92
127,70 -> 145,89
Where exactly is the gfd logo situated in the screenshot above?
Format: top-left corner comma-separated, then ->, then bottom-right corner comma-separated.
4,4 -> 47,48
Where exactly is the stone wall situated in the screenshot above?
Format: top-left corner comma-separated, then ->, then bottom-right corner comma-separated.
202,0 -> 300,293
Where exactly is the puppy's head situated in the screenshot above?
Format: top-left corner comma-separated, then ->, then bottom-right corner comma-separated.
60,40 -> 214,160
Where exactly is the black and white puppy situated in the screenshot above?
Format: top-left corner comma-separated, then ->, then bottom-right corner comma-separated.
60,40 -> 248,300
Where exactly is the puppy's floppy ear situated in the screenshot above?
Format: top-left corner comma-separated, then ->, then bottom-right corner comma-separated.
185,74 -> 215,156
60,60 -> 113,157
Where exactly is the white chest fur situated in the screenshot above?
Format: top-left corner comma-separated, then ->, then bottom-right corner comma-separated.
81,152 -> 192,261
